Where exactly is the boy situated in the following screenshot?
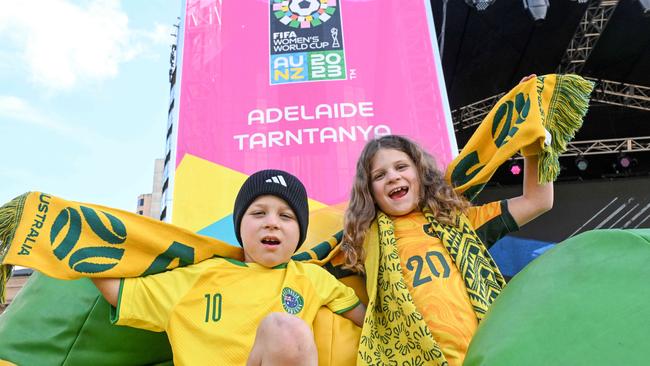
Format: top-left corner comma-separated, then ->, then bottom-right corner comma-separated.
93,169 -> 365,366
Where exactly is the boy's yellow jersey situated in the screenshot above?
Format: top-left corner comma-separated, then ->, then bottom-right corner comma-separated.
112,258 -> 360,365
392,200 -> 517,366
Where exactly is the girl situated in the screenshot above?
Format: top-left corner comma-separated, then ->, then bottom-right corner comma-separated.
342,135 -> 552,365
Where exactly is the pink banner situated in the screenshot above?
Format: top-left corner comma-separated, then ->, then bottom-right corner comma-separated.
178,0 -> 454,206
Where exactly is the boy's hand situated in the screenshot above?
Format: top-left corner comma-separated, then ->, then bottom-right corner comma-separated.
341,302 -> 366,327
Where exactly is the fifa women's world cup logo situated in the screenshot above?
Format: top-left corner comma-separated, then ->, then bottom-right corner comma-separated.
270,0 -> 347,85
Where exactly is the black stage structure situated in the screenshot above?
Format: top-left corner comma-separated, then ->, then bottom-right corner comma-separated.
430,0 -> 650,244
431,0 -> 650,234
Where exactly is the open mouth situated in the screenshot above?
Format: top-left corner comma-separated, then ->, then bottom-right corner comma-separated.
388,186 -> 409,199
261,236 -> 281,246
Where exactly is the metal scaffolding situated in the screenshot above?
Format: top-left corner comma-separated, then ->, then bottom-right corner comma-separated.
452,1 -> 650,127
468,137 -> 650,160
563,136 -> 650,157
452,93 -> 504,131
452,78 -> 650,130
588,78 -> 650,112
557,0 -> 619,74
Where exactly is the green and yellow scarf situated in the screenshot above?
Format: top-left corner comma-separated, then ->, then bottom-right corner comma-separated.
359,209 -> 507,365
0,193 -> 244,299
0,75 -> 593,365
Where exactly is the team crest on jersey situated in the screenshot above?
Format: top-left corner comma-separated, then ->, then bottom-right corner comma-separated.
281,287 -> 304,314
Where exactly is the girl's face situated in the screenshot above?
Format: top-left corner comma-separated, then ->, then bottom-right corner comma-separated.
369,148 -> 420,217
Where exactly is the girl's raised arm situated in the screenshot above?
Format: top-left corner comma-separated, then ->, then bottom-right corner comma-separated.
507,155 -> 553,227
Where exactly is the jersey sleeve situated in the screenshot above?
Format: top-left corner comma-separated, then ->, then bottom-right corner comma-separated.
306,264 -> 360,314
467,200 -> 519,249
111,261 -> 212,332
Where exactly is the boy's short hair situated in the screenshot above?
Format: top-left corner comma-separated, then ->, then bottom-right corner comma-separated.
233,169 -> 309,249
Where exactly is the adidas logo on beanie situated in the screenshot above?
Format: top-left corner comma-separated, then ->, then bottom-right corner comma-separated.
233,169 -> 309,249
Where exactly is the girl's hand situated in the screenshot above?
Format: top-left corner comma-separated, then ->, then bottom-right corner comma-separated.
519,74 -> 537,84
507,155 -> 553,227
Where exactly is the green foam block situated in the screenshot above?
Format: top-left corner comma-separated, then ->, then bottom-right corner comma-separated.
465,229 -> 650,365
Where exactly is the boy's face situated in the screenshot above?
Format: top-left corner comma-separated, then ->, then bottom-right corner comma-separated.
241,195 -> 300,268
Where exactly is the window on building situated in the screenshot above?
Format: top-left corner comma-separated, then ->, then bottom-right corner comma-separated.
138,198 -> 145,206
138,210 -> 144,215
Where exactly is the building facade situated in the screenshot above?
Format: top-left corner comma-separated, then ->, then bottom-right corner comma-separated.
136,158 -> 165,219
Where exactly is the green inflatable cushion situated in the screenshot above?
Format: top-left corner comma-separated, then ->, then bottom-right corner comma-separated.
0,272 -> 173,365
465,229 -> 650,365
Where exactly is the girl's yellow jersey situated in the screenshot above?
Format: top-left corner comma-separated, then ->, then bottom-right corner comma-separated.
392,200 -> 517,366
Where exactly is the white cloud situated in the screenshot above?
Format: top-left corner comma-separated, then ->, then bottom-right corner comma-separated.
144,22 -> 176,46
0,95 -> 62,130
0,95 -> 112,147
0,0 -> 170,90
132,22 -> 176,62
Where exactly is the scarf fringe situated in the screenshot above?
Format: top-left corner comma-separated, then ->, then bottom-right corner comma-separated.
539,75 -> 594,183
0,193 -> 28,304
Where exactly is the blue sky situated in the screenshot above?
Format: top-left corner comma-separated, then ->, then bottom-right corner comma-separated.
0,0 -> 181,212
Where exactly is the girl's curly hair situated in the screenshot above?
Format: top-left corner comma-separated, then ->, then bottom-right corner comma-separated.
341,135 -> 469,273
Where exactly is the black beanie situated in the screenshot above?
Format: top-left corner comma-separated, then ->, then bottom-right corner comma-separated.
233,169 -> 309,249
